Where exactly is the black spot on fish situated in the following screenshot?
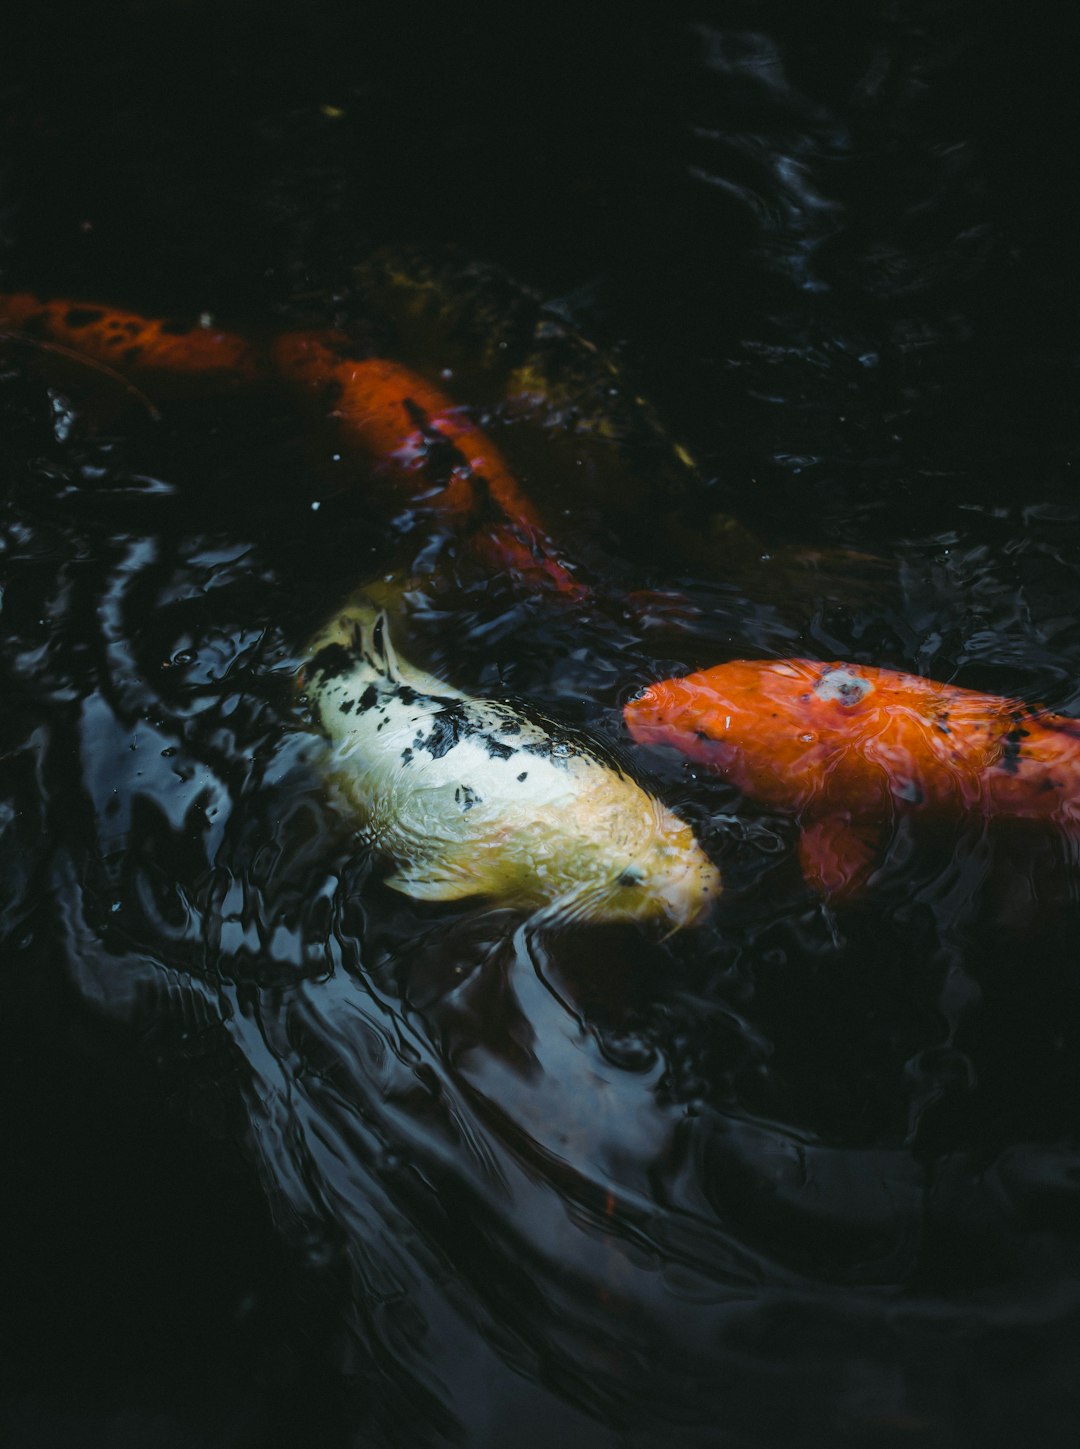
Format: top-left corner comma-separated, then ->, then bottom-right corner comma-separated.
511,700 -> 610,767
401,398 -> 471,491
399,397 -> 518,535
618,866 -> 644,888
517,771 -> 528,782
339,698 -> 354,715
520,736 -> 573,761
159,319 -> 192,335
1000,724 -> 1030,774
64,307 -> 103,329
401,748 -> 414,766
459,785 -> 480,811
396,685 -> 418,706
402,397 -> 429,429
420,702 -> 469,759
460,472 -> 513,533
309,643 -> 354,682
483,736 -> 515,761
358,683 -> 379,711
935,714 -> 951,735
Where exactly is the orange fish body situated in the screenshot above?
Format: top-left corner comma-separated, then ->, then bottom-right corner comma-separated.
0,292 -> 263,384
0,293 -> 582,597
271,330 -> 583,597
625,659 -> 1080,897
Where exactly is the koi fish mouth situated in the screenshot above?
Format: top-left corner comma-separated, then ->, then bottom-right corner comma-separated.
655,857 -> 723,929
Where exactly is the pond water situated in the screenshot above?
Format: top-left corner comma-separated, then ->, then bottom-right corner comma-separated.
2,5 -> 1079,1447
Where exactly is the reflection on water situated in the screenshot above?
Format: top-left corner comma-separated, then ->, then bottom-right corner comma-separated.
3,5 -> 1080,1446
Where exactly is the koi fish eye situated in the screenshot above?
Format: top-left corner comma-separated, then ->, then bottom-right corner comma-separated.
815,667 -> 873,705
617,865 -> 645,888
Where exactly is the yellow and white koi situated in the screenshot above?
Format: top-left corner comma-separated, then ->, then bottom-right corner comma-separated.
301,598 -> 720,927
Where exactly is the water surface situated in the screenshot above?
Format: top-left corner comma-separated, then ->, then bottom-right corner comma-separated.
2,5 -> 1079,1446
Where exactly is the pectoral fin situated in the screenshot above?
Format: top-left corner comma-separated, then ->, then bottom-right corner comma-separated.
798,815 -> 885,900
383,856 -> 479,902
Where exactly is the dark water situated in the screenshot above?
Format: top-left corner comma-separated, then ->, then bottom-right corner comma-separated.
3,4 -> 1080,1446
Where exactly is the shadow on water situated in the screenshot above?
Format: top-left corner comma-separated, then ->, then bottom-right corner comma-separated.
3,4 -> 1080,1447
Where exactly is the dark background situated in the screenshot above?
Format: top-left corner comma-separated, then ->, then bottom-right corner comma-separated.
3,4 -> 1080,1447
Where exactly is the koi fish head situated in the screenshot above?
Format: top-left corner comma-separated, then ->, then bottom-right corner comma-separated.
476,768 -> 723,930
624,659 -> 883,811
586,794 -> 723,930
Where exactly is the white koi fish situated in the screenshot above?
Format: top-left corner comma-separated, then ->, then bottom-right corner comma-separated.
300,597 -> 720,927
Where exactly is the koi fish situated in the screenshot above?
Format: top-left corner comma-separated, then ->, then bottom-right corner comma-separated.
0,292 -> 264,384
624,657 -> 1080,899
272,329 -> 584,597
0,291 -> 582,597
302,596 -> 721,926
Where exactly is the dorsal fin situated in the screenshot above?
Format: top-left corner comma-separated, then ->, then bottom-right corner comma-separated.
354,608 -> 401,681
305,588 -> 468,702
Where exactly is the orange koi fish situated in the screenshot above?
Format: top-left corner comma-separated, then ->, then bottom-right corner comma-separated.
0,292 -> 264,384
0,292 -> 582,598
624,658 -> 1080,898
271,330 -> 584,597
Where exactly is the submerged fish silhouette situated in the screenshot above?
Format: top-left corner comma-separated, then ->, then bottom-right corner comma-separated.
625,657 -> 1080,899
301,598 -> 721,926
